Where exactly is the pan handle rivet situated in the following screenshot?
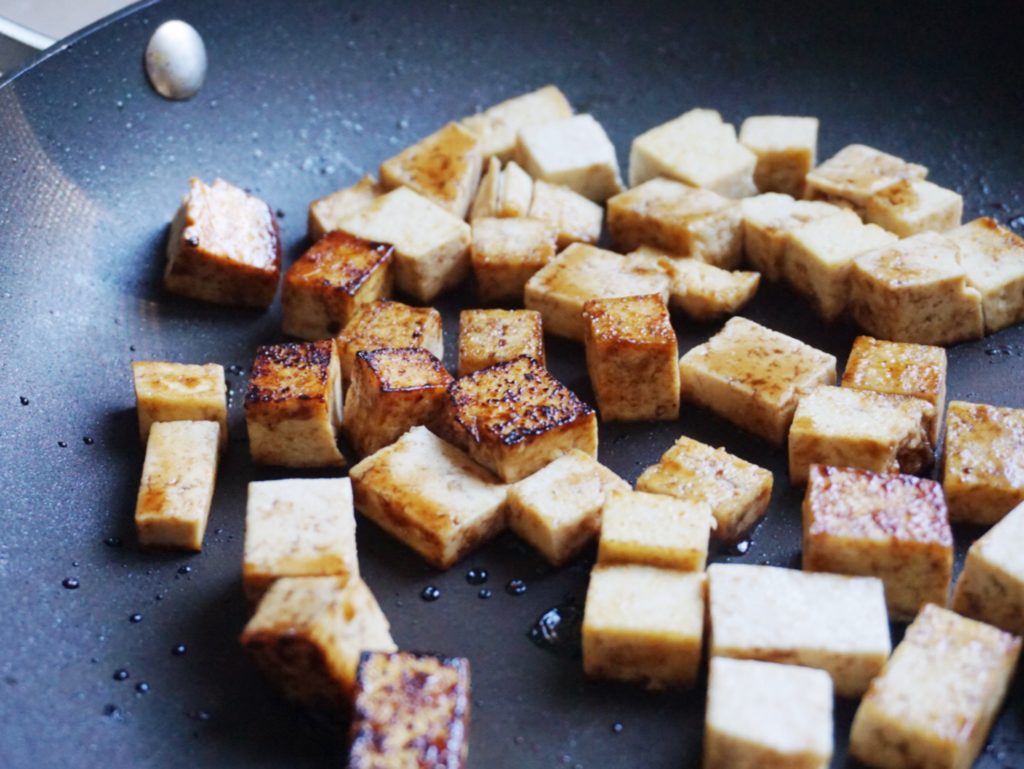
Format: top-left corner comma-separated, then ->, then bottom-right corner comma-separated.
145,20 -> 207,101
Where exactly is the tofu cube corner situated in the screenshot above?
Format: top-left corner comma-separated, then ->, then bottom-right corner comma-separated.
527,180 -> 604,249
132,360 -> 228,449
307,175 -> 383,241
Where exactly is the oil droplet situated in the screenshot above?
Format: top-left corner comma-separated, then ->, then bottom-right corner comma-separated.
113,669 -> 129,681
102,703 -> 123,719
104,536 -> 122,547
83,437 -> 95,445
135,682 -> 150,694
527,602 -> 582,658
62,577 -> 80,590
506,579 -> 527,596
187,709 -> 211,722
19,396 -> 29,406
129,613 -> 143,624
171,644 -> 187,656
466,567 -> 489,585
478,588 -> 492,600
177,565 -> 192,575
129,345 -> 136,352
275,209 -> 285,219
513,736 -> 525,745
730,540 -> 751,556
611,722 -> 624,734
421,586 -> 441,602
57,441 -> 68,448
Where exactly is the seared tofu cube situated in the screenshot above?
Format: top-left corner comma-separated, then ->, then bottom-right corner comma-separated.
953,501 -> 1024,635
707,564 -> 891,698
460,84 -> 574,162
240,576 -> 396,707
132,361 -> 227,449
524,243 -> 670,341
337,187 -> 470,302
515,114 -> 624,202
942,400 -> 1024,524
527,180 -> 604,249
507,449 -> 629,565
704,658 -> 833,769
135,420 -> 219,551
841,335 -> 947,444
598,488 -> 712,572
583,565 -> 706,689
343,348 -> 453,458
582,294 -> 680,421
244,341 -> 345,468
783,210 -> 898,321
607,179 -> 744,269
243,478 -> 359,604
850,232 -> 984,345
443,355 -> 597,482
469,218 -> 557,304
949,216 -> 1024,333
739,115 -> 819,198
282,232 -> 394,340
802,465 -> 953,620
335,300 -> 443,386
740,193 -> 844,281
849,604 -> 1021,769
308,175 -> 383,241
458,309 -> 545,377
863,178 -> 963,237
678,316 -> 837,445
636,434 -> 773,543
805,144 -> 928,214
348,652 -> 471,769
629,108 -> 757,198
164,177 -> 281,308
349,426 -> 507,569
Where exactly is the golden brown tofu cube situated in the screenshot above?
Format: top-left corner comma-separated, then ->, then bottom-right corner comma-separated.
282,232 -> 393,340
244,341 -> 345,468
802,465 -> 953,621
849,604 -> 1021,769
307,175 -> 383,241
739,115 -> 819,198
379,122 -> 483,219
942,401 -> 1024,524
952,501 -> 1024,635
132,361 -> 227,449
335,300 -> 444,386
349,427 -> 507,570
862,178 -> 963,237
527,180 -> 604,249
164,177 -> 281,308
135,420 -> 220,551
458,309 -> 545,377
582,294 -> 680,421
443,355 -> 598,482
949,216 -> 1024,333
804,143 -> 928,214
469,218 -> 558,304
343,347 -> 453,458
348,652 -> 471,769
598,489 -> 712,572
678,316 -> 837,445
240,576 -> 396,708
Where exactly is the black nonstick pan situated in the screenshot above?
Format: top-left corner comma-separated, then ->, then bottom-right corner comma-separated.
1,1 -> 1022,767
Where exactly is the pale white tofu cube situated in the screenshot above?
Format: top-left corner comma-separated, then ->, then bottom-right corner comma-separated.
308,175 -> 383,241
948,216 -> 1024,333
468,156 -> 502,221
739,115 -> 819,198
805,143 -> 928,213
598,488 -> 712,571
498,160 -> 533,216
740,193 -> 844,281
863,178 -> 963,237
515,114 -> 624,202
527,180 -> 603,249
460,84 -> 574,162
953,501 -> 1024,635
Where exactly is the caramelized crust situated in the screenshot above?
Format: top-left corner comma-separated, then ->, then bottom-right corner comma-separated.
287,232 -> 393,296
458,309 -> 545,377
336,300 -> 444,384
246,341 -> 333,416
842,336 -> 946,404
582,294 -> 674,346
805,144 -> 927,210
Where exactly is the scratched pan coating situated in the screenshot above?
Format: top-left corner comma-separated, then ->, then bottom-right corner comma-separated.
0,1 -> 1022,767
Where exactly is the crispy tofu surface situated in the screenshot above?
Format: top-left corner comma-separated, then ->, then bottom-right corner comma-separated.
335,300 -> 444,385
458,309 -> 545,377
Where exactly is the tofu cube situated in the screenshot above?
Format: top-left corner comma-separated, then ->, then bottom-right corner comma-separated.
244,341 -> 345,468
348,652 -> 471,769
802,465 -> 953,620
849,232 -> 984,345
740,193 -> 844,281
582,565 -> 706,689
524,243 -> 670,341
707,563 -> 891,697
527,180 -> 604,249
469,159 -> 535,221
460,84 -> 574,162
704,658 -> 833,769
804,144 -> 928,214
335,300 -> 443,386
739,115 -> 819,198
240,576 -> 396,707
307,175 -> 383,241
678,316 -> 837,445
282,232 -> 394,340
582,293 -> 680,421
458,309 -> 545,377
629,108 -> 757,198
349,426 -> 507,569
135,420 -> 220,551
952,501 -> 1024,635
841,335 -> 947,444
863,178 -> 963,237
468,156 -> 502,221
515,114 -> 624,202
949,216 -> 1024,333
506,449 -> 629,565
243,478 -> 359,604
783,210 -> 898,321
607,178 -> 744,269
636,434 -> 773,543
132,361 -> 227,449
469,217 -> 557,304
443,355 -> 597,482
164,177 -> 281,308
598,488 -> 712,571
337,187 -> 471,303
942,400 -> 1024,524
849,604 -> 1021,769
343,348 -> 453,458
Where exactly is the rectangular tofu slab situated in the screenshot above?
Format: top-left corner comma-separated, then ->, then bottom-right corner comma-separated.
307,175 -> 383,241
598,488 -> 712,572
863,178 -> 963,237
740,193 -> 844,281
460,84 -> 573,162
132,361 -> 228,449
135,420 -> 220,551
458,309 -> 545,377
948,216 -> 1024,333
335,300 -> 443,386
469,217 -> 557,304
953,501 -> 1024,635
804,144 -> 928,213
707,563 -> 891,698
515,114 -> 624,202
527,180 -> 604,249
849,604 -> 1021,769
739,115 -> 819,198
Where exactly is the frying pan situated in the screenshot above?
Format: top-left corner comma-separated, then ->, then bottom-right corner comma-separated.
1,1 -> 1022,767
